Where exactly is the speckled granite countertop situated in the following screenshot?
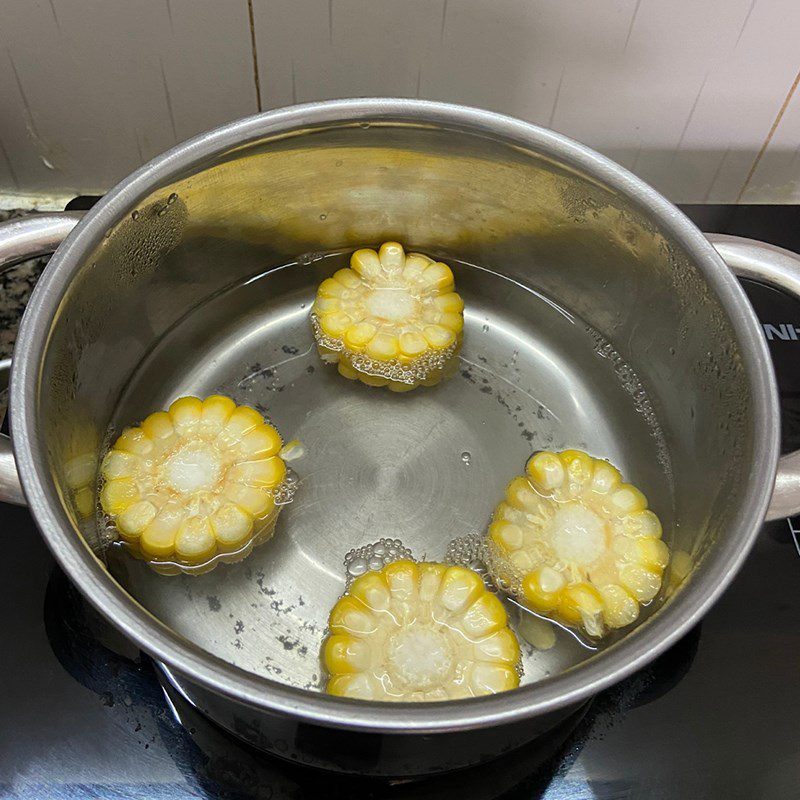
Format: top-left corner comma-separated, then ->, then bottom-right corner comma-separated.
0,209 -> 50,361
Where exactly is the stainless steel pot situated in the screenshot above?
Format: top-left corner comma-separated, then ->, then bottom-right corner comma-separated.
2,99 -> 800,776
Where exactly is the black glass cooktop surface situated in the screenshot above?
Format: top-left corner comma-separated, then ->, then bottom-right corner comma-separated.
2,204 -> 800,799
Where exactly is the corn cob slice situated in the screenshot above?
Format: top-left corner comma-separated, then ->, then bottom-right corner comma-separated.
323,560 -> 520,701
100,395 -> 289,575
487,450 -> 670,638
311,242 -> 464,391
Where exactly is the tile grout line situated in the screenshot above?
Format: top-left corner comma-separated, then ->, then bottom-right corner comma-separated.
737,66 -> 800,202
247,0 -> 263,113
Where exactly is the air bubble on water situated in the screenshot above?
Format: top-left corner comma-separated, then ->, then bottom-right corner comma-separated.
359,122 -> 370,129
461,451 -> 472,466
157,206 -> 168,217
273,469 -> 299,506
347,557 -> 368,577
131,210 -> 140,221
319,213 -> 327,221
444,533 -> 486,572
311,315 -> 459,383
586,324 -> 673,484
343,537 -> 414,587
167,193 -> 178,205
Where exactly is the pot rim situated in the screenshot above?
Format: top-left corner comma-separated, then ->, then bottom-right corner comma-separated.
10,98 -> 779,734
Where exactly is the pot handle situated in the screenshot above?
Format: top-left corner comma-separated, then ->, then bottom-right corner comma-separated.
0,212 -> 84,506
707,233 -> 800,521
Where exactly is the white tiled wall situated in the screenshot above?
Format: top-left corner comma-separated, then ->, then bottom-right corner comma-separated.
0,0 -> 798,203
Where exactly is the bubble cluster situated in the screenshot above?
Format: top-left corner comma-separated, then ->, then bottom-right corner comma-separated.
343,538 -> 414,586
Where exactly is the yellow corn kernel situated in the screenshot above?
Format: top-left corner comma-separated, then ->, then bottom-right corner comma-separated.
223,482 -> 274,517
526,452 -> 565,492
417,562 -> 447,601
522,568 -> 563,612
619,563 -> 662,602
636,538 -> 670,569
438,312 -> 464,333
378,241 -> 405,273
351,247 -> 383,279
333,268 -> 361,288
488,449 -> 672,637
560,449 -> 595,495
666,550 -> 693,597
101,450 -> 140,480
100,395 -> 290,574
222,405 -> 264,442
329,596 -> 378,636
359,373 -> 388,387
323,560 -> 520,702
64,453 -> 96,490
459,592 -> 507,638
517,614 -> 558,650
398,331 -> 428,359
211,503 -> 254,550
438,566 -> 485,613
489,520 -> 524,552
175,516 -> 217,562
337,361 -> 359,380
344,322 -> 378,351
311,243 -> 463,391
349,571 -> 391,611
598,584 -> 640,628
402,257 -> 430,284
365,332 -> 399,361
623,509 -> 662,539
607,484 -> 648,515
114,428 -> 152,456
590,460 -> 622,494
313,296 -> 341,314
327,673 -> 378,700
420,262 -> 454,291
423,324 -> 455,349
469,663 -> 518,695
473,628 -> 520,664
117,500 -> 158,539
383,559 -> 419,601
434,292 -> 465,313
140,517 -> 180,559
319,311 -> 352,338
504,475 -> 540,511
558,583 -> 604,627
141,411 -> 174,440
74,487 -> 95,519
316,277 -> 346,297
324,634 -> 371,673
100,478 -> 138,515
169,396 -> 203,430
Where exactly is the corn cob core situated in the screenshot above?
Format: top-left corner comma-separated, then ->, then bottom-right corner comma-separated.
488,450 -> 670,638
323,560 -> 520,701
311,242 -> 464,391
100,395 -> 287,574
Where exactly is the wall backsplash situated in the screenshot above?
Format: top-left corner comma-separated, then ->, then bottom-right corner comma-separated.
0,0 -> 798,204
